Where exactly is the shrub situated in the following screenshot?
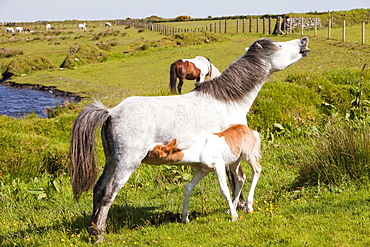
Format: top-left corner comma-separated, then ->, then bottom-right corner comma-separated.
60,43 -> 107,69
295,121 -> 370,186
173,32 -> 226,46
0,47 -> 23,58
285,69 -> 370,117
95,40 -> 118,50
248,81 -> 322,136
2,55 -> 57,77
175,15 -> 191,21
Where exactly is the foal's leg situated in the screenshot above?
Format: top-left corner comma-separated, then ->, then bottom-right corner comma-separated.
245,158 -> 262,213
228,161 -> 247,210
214,163 -> 238,221
182,169 -> 209,223
226,162 -> 247,210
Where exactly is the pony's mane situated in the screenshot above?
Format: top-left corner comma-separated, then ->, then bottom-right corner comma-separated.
193,38 -> 279,103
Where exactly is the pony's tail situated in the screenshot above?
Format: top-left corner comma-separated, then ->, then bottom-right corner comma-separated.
70,100 -> 110,200
252,130 -> 262,161
169,62 -> 178,93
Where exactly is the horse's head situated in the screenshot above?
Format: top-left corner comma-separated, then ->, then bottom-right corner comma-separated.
147,139 -> 181,159
246,37 -> 310,73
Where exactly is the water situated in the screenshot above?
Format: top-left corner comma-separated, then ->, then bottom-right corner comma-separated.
0,84 -> 79,118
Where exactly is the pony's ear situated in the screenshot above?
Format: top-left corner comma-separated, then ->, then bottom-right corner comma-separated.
167,139 -> 177,147
255,42 -> 263,51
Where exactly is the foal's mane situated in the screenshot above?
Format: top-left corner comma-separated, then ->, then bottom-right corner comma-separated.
193,39 -> 279,103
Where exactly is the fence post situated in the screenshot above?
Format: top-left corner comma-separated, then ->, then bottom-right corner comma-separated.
362,21 -> 366,45
327,18 -> 331,39
242,18 -> 246,33
263,17 -> 266,34
236,19 -> 239,33
300,17 -> 304,36
219,21 -> 222,33
269,17 -> 272,34
224,19 -> 227,33
256,17 -> 259,33
342,20 -> 346,42
314,18 -> 317,36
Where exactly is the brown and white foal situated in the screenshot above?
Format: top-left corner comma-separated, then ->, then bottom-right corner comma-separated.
145,124 -> 262,223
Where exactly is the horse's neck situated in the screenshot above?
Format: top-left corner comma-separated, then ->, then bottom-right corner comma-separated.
240,82 -> 265,113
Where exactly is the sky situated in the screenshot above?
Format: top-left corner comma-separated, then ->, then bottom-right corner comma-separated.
0,0 -> 368,22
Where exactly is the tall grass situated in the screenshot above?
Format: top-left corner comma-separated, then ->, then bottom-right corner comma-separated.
296,121 -> 370,186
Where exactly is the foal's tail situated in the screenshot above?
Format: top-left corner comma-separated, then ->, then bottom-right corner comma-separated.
70,100 -> 110,199
169,62 -> 178,93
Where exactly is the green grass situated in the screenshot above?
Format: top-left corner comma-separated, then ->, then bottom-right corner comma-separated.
1,10 -> 370,246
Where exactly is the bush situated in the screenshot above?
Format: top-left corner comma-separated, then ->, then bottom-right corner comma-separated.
0,112 -> 76,182
60,43 -> 107,69
295,121 -> 370,186
285,69 -> 370,117
0,47 -> 23,58
2,55 -> 57,78
173,32 -> 226,46
248,81 -> 322,136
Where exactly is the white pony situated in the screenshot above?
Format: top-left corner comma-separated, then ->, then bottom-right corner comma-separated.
78,23 -> 87,31
45,24 -> 52,31
105,22 -> 112,28
170,56 -> 222,94
5,27 -> 14,33
144,124 -> 261,223
70,37 -> 310,239
15,27 -> 23,33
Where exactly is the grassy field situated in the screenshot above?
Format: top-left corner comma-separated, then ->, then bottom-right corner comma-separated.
1,11 -> 370,246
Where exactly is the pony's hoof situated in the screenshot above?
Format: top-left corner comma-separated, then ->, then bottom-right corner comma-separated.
236,202 -> 247,211
182,217 -> 190,224
87,223 -> 100,236
94,235 -> 106,244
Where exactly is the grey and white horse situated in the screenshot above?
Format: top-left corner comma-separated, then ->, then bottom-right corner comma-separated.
70,37 -> 310,238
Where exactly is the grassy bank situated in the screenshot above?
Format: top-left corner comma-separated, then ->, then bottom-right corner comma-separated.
1,13 -> 370,246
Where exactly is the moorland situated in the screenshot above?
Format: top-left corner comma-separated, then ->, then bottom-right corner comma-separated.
1,10 -> 370,246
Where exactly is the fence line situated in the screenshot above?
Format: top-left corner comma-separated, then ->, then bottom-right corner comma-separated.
116,17 -> 367,45
1,17 -> 367,44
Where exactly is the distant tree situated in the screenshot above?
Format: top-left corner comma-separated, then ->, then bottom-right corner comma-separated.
175,15 -> 191,21
146,15 -> 163,20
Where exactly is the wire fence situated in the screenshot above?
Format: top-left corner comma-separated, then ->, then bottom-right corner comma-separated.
1,16 -> 368,45
118,17 -> 368,45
